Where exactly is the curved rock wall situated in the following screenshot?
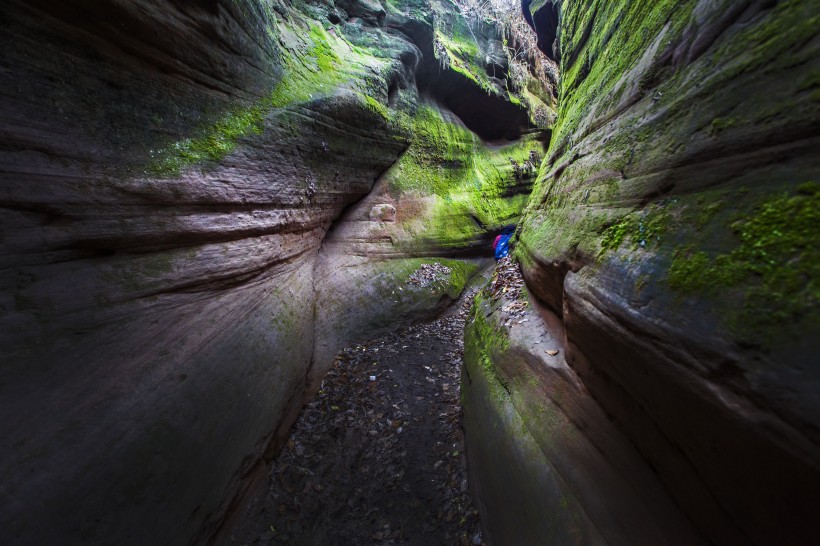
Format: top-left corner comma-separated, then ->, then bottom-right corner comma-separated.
464,283 -> 705,545
464,0 -> 820,544
312,99 -> 544,383
0,1 -> 406,543
0,0 -> 549,543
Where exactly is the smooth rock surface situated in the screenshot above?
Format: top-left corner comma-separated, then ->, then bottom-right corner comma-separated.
0,0 -> 545,543
369,203 -> 397,222
463,279 -> 705,545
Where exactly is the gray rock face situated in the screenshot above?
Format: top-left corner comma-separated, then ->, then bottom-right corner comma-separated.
464,0 -> 820,545
0,1 -> 400,544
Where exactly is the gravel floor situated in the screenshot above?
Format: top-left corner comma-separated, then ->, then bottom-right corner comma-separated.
229,295 -> 484,546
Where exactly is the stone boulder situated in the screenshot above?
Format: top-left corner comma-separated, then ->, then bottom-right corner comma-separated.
369,203 -> 397,222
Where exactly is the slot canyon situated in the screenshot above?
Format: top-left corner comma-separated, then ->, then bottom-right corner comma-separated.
1,0 -> 818,544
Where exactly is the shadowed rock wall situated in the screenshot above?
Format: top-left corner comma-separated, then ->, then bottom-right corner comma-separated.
0,0 -> 550,544
0,1 -> 407,543
464,0 -> 820,544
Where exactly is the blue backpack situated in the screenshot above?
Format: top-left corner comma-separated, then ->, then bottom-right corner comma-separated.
494,233 -> 512,259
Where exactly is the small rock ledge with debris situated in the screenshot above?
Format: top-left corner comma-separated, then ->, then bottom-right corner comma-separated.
407,262 -> 453,290
229,297 -> 484,546
484,257 -> 529,323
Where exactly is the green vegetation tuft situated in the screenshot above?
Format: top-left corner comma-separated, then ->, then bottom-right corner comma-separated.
599,205 -> 669,254
668,183 -> 820,343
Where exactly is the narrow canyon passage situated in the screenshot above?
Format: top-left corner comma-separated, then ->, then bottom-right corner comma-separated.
227,293 -> 483,546
2,1 -> 817,544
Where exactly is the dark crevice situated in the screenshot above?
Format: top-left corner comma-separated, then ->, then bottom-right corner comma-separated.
387,78 -> 399,107
522,0 -> 560,60
392,14 -> 533,142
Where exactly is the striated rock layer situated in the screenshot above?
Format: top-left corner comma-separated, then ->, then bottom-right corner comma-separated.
464,0 -> 820,544
0,0 -> 551,544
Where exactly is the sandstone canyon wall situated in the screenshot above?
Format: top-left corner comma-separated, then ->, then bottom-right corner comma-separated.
463,0 -> 820,544
0,1 -> 549,543
4,0 -> 818,544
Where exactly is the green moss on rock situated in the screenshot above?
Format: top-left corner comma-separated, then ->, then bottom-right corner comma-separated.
554,0 -> 696,156
668,183 -> 820,343
431,0 -> 498,95
385,104 -> 541,249
466,292 -> 512,389
599,204 -> 669,254
147,20 -> 395,176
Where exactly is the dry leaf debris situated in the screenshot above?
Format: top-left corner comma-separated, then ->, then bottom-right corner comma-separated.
483,257 -> 529,325
485,258 -> 524,302
407,262 -> 452,290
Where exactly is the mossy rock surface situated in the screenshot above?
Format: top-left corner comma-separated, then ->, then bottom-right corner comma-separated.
381,103 -> 542,251
0,1 -> 553,544
462,285 -> 705,545
0,1 -> 534,544
513,0 -> 820,543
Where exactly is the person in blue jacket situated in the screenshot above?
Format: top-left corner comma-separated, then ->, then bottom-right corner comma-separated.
493,225 -> 515,259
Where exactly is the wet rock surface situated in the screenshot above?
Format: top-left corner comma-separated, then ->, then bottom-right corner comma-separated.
229,298 -> 483,546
